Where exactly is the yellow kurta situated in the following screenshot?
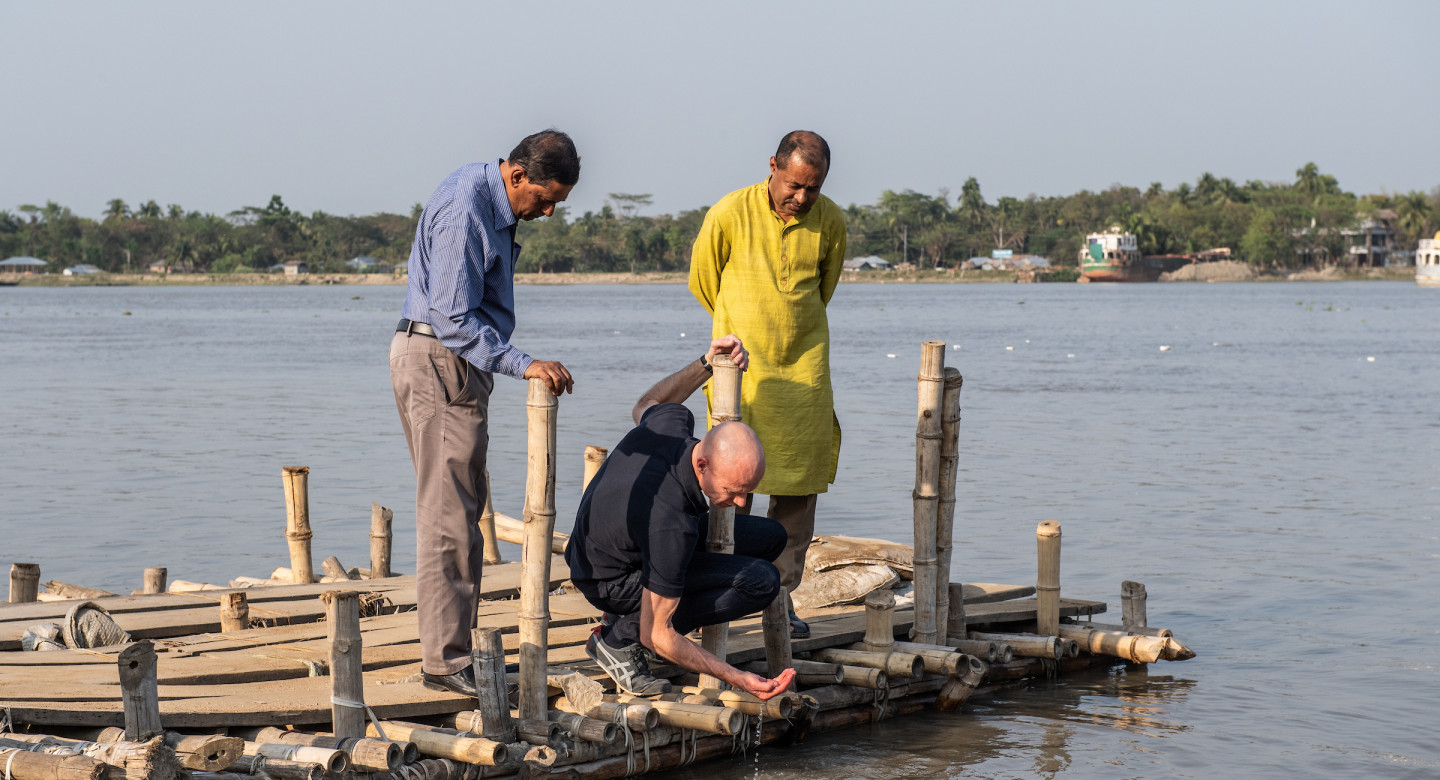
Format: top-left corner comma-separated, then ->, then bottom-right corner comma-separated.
688,179 -> 846,496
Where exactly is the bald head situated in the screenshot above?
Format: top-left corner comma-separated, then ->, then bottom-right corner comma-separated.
692,422 -> 765,508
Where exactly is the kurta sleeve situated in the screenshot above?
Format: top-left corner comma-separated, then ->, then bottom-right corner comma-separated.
819,209 -> 847,306
688,207 -> 729,316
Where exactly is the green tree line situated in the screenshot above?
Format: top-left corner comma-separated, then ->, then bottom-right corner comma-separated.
2,164 -> 1436,274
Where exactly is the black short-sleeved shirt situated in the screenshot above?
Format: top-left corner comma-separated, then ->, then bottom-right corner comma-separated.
564,403 -> 709,598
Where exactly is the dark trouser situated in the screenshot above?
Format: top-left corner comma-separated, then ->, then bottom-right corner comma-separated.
736,493 -> 818,592
576,514 -> 787,650
389,331 -> 493,676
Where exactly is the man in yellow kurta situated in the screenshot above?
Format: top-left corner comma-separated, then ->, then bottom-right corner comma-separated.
688,130 -> 846,638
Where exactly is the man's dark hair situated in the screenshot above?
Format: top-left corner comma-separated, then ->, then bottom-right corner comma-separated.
508,129 -> 581,187
774,130 -> 830,171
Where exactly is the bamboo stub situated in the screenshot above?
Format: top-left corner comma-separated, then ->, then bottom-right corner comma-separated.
1035,520 -> 1062,637
281,466 -> 314,585
9,563 -> 40,604
369,503 -> 393,578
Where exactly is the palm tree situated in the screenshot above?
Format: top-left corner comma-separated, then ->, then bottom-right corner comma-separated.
1396,191 -> 1434,242
104,199 -> 130,221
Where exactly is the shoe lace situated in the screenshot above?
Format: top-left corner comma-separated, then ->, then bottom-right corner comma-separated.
627,644 -> 654,676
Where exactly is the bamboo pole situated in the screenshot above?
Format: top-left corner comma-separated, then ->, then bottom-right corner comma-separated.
547,712 -> 617,745
490,513 -> 566,554
9,563 -> 39,603
1121,580 -> 1147,628
886,641 -> 968,677
1035,520 -> 1062,637
968,631 -> 1062,660
836,665 -> 887,689
761,591 -> 792,678
117,641 -> 162,740
242,743 -> 347,774
1055,624 -> 1168,664
675,687 -> 801,719
519,378 -> 558,721
369,503 -> 393,579
142,568 -> 167,595
738,659 -> 843,687
251,729 -> 399,773
470,628 -> 516,744
581,446 -> 608,492
282,466 -> 314,585
220,592 -> 249,633
936,367 -> 963,635
0,747 -> 108,780
607,696 -> 744,736
551,699 -> 659,733
511,719 -> 562,748
43,581 -> 116,599
861,590 -> 896,651
945,582 -> 967,640
161,734 -> 242,772
811,647 -> 923,679
364,722 -> 507,767
1072,620 -> 1172,638
322,591 -> 364,739
226,756 -> 323,780
478,468 -> 503,564
911,340 -> 945,644
949,639 -> 999,662
3,732 -> 177,779
320,557 -> 353,581
699,351 -> 742,688
932,654 -> 988,713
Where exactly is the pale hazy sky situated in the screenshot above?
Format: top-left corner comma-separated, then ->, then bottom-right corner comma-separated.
3,1 -> 1437,220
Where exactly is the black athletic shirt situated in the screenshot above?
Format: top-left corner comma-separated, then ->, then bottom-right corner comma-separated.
564,403 -> 709,598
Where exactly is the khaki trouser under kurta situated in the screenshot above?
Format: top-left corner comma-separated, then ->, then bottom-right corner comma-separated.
737,493 -> 817,593
389,331 -> 493,676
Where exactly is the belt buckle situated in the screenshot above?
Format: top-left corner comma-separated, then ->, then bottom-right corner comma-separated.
405,319 -> 416,336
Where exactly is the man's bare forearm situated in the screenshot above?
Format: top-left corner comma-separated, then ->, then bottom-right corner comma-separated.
632,357 -> 711,424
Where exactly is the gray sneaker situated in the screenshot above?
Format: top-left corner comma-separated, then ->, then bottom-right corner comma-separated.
586,634 -> 671,696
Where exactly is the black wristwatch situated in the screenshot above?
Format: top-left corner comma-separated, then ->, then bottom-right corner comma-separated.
699,354 -> 714,373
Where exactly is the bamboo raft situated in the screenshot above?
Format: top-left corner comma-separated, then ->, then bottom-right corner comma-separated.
1,341 -> 1195,780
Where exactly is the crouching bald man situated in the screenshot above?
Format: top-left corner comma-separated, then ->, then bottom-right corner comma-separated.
564,335 -> 796,700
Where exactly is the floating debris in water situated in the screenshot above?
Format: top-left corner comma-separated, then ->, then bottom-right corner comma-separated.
1159,345 -> 1171,351
1213,342 -> 1219,346
1367,356 -> 1376,362
886,354 -> 896,358
1067,354 -> 1075,358
1006,346 -> 1014,351
680,333 -> 685,338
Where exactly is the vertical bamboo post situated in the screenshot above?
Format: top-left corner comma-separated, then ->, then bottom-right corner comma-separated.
1036,521 -> 1062,637
1121,580 -> 1148,628
699,352 -> 741,688
478,468 -> 503,565
118,641 -> 162,740
220,592 -> 249,632
519,378 -> 558,721
9,563 -> 40,603
324,591 -> 365,738
936,367 -> 963,635
911,340 -> 945,644
282,466 -> 315,584
142,567 -> 166,594
370,503 -> 393,578
862,590 -> 895,652
582,445 -> 608,492
761,593 -> 793,679
471,628 -> 516,744
945,582 -> 967,641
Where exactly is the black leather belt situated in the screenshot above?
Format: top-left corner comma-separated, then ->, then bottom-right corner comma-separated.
396,318 -> 436,337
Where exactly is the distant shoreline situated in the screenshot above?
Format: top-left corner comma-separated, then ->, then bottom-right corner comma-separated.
0,267 -> 1417,287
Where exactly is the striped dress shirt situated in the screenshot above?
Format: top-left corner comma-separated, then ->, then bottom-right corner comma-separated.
401,160 -> 533,378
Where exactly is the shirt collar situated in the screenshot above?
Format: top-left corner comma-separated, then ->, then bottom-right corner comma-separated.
762,176 -> 814,227
485,159 -> 518,230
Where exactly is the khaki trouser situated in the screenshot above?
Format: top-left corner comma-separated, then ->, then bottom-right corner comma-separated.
736,493 -> 817,593
389,332 -> 493,676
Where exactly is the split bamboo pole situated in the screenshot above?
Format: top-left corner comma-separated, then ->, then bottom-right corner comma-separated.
470,628 -> 516,744
226,756 -> 323,780
811,647 -> 923,679
478,468 -> 502,564
936,367 -> 963,635
911,340 -> 945,644
698,352 -> 742,689
519,377 -> 558,721
0,747 -> 107,780
968,631 -> 1062,661
675,686 -> 802,719
282,467 -> 314,585
607,696 -> 744,735
581,446 -> 608,492
364,722 -> 507,767
1055,624 -> 1168,664
369,503 -> 393,579
945,582 -> 967,640
2,732 -> 178,780
117,641 -> 162,741
241,743 -> 347,774
219,592 -> 249,633
546,712 -> 617,745
1072,620 -> 1171,638
9,563 -> 39,603
322,591 -> 364,739
1035,520 -> 1062,637
1121,580 -> 1147,628
862,590 -> 896,651
932,654 -> 988,713
142,568 -> 167,595
251,729 -> 399,773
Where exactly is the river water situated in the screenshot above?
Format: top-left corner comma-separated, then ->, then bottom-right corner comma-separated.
1,281 -> 1436,778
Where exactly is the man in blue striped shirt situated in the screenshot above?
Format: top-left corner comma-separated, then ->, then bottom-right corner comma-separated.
389,129 -> 580,697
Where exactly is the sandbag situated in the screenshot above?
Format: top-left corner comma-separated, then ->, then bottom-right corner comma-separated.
21,622 -> 66,651
791,563 -> 900,610
63,601 -> 132,649
805,535 -> 914,578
